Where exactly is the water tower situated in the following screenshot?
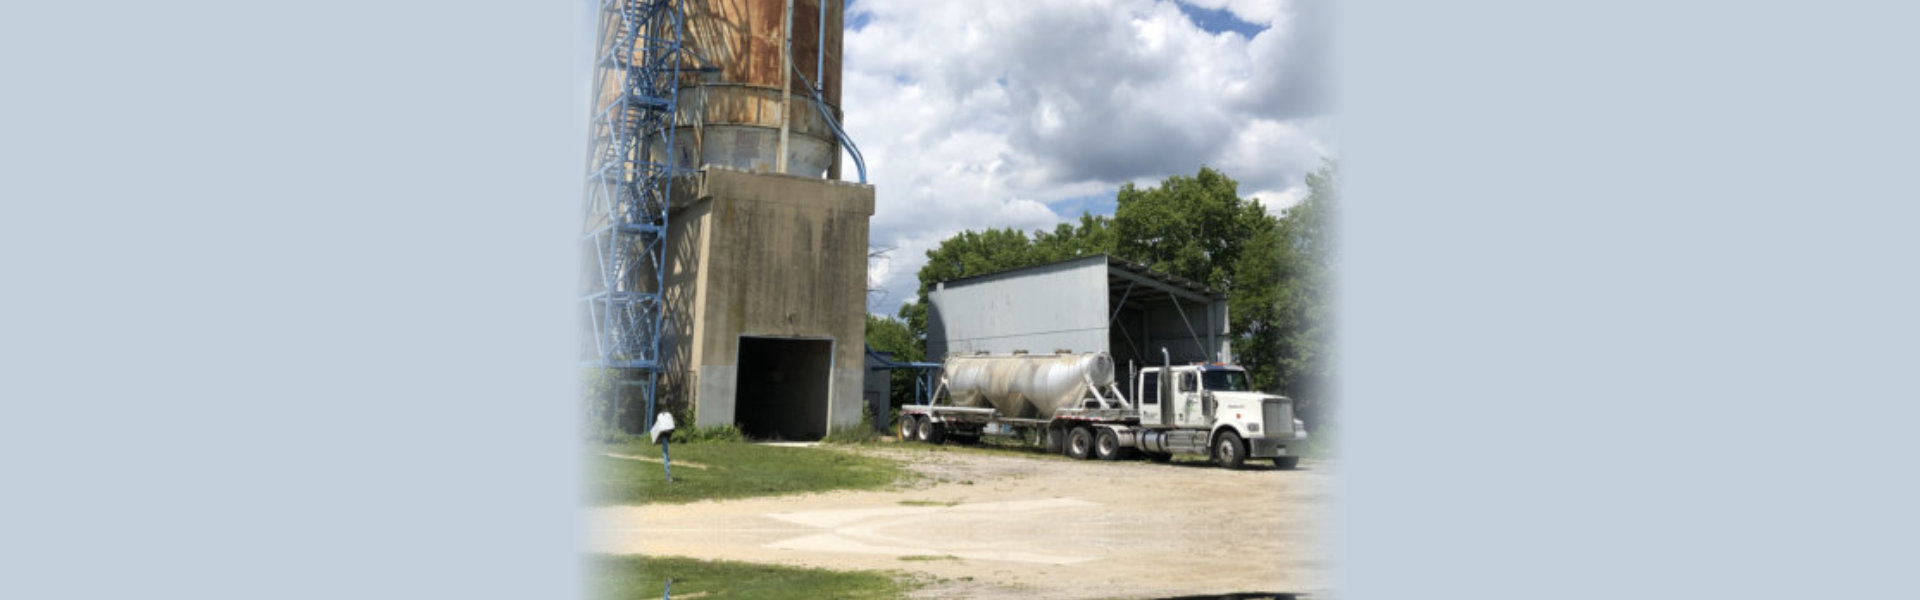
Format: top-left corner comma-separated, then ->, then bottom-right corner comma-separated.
583,0 -> 872,440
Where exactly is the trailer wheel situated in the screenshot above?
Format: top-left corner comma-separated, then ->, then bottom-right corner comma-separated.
917,418 -> 946,445
1093,428 -> 1127,461
1043,426 -> 1065,454
1066,427 -> 1095,460
898,415 -> 919,442
1213,430 -> 1246,470
1273,456 -> 1300,470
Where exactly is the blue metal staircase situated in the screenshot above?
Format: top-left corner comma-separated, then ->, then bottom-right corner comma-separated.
582,0 -> 687,431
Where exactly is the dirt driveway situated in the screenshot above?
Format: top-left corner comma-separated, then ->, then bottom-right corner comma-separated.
588,444 -> 1329,599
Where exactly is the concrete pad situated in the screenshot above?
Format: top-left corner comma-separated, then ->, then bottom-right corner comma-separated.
763,498 -> 1102,565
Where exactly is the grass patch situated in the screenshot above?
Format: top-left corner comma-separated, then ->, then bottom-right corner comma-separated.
896,555 -> 960,562
592,554 -> 914,600
821,425 -> 882,444
590,438 -> 914,505
672,423 -> 745,444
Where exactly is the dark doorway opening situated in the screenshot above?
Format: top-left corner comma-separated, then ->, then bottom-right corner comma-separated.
734,337 -> 833,441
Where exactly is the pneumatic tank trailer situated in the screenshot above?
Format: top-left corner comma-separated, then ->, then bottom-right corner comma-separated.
896,349 -> 1308,469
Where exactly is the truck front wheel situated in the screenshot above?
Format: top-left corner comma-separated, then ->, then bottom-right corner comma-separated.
1213,431 -> 1246,470
1066,427 -> 1095,460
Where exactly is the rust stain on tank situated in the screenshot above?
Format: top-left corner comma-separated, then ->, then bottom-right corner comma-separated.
592,0 -> 846,177
676,0 -> 844,175
680,0 -> 842,106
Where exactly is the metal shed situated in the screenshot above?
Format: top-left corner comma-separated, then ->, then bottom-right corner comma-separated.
925,255 -> 1230,377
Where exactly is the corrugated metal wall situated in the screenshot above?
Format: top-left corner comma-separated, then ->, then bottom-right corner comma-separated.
926,257 -> 1232,372
926,258 -> 1111,360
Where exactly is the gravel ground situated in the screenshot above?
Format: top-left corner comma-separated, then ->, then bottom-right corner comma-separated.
589,443 -> 1329,599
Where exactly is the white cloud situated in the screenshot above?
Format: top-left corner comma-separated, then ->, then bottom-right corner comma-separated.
842,0 -> 1334,316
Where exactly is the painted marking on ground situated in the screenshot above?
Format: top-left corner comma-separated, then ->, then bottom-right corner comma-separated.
601,452 -> 711,470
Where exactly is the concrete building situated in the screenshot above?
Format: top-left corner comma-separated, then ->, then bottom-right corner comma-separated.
926,255 -> 1231,377
579,0 -> 871,441
660,167 -> 872,440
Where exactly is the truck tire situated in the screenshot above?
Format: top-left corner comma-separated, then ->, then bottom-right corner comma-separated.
917,418 -> 946,445
1094,428 -> 1127,461
1043,426 -> 1065,454
898,415 -> 919,442
1066,427 -> 1095,460
1273,456 -> 1301,470
1213,430 -> 1246,470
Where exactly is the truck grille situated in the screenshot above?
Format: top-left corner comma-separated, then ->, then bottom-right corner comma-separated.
1262,399 -> 1293,437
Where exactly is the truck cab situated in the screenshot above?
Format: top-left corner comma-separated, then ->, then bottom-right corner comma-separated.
1136,364 -> 1309,468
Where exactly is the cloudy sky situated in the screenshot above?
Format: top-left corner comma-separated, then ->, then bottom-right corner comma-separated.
841,0 -> 1335,316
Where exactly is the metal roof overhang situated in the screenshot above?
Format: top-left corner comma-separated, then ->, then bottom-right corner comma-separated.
1099,256 -> 1221,311
935,254 -> 1223,307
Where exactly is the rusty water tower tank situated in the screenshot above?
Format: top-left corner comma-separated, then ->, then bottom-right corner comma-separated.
674,0 -> 844,178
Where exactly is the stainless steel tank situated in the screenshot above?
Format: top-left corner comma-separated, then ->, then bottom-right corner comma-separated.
943,353 -> 1117,419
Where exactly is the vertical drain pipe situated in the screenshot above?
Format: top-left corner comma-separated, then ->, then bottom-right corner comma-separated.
776,0 -> 794,174
818,0 -> 837,180
817,0 -> 826,85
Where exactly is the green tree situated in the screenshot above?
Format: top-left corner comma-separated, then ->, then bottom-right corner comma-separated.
1032,213 -> 1117,262
1114,167 -> 1275,293
1231,161 -> 1336,423
1229,222 -> 1287,392
864,314 -> 924,407
1273,162 -> 1337,422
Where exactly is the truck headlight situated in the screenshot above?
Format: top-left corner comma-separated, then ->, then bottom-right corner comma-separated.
1247,423 -> 1260,433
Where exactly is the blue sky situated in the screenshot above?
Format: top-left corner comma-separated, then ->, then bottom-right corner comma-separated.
1175,1 -> 1270,38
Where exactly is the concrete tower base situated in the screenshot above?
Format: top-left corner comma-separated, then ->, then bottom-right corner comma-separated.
662,167 -> 873,440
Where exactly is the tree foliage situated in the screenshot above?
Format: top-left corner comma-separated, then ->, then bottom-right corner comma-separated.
1115,167 -> 1273,292
1234,163 -> 1337,422
1279,164 -> 1336,415
864,314 -> 924,406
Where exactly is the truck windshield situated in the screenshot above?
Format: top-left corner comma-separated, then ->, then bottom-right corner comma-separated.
1201,370 -> 1251,392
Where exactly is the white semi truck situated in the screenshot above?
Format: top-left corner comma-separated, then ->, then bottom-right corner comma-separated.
896,349 -> 1308,469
